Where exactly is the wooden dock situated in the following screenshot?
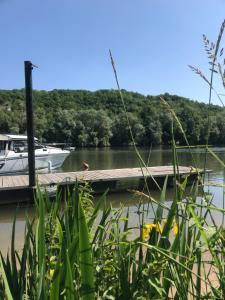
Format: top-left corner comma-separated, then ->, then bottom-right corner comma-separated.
0,166 -> 209,203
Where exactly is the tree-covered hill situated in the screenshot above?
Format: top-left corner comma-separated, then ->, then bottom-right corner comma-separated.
0,89 -> 224,147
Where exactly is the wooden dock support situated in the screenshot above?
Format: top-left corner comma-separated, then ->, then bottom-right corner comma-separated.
0,166 -> 211,204
24,61 -> 36,188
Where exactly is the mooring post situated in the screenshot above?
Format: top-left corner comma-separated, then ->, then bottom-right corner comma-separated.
24,61 -> 36,188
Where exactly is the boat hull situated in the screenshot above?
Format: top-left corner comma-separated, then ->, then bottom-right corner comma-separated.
0,152 -> 69,175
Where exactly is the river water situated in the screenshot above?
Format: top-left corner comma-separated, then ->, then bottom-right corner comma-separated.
0,146 -> 225,254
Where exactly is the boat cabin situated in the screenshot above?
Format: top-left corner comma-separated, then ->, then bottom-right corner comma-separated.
0,134 -> 44,154
0,134 -> 70,174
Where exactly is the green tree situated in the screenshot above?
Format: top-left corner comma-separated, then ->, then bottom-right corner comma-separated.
140,106 -> 162,145
74,109 -> 112,147
110,113 -> 145,146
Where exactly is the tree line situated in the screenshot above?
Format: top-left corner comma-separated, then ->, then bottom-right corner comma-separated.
0,89 -> 224,147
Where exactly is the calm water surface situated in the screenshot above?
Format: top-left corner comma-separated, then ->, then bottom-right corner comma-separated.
1,146 -> 225,253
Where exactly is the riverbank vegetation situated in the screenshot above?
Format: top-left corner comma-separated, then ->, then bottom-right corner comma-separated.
0,174 -> 225,299
0,89 -> 225,147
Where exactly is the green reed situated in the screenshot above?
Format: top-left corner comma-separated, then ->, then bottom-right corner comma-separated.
1,167 -> 225,299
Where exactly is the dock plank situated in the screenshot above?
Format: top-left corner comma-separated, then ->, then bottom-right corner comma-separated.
19,175 -> 29,186
2,176 -> 10,188
0,166 -> 209,193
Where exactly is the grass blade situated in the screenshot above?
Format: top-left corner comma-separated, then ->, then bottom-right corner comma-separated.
78,200 -> 95,300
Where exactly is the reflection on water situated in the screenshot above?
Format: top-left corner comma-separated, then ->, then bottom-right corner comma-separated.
60,146 -> 225,175
1,146 -> 225,253
0,204 -> 34,255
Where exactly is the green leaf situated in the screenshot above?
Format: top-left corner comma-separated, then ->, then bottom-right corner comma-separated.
0,255 -> 13,300
37,261 -> 45,300
78,201 -> 95,300
155,175 -> 168,224
65,250 -> 74,300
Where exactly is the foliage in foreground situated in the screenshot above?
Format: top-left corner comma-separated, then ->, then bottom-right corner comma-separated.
0,175 -> 225,299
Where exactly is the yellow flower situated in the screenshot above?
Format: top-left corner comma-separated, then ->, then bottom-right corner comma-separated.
162,218 -> 167,225
142,223 -> 162,240
162,218 -> 179,236
143,224 -> 154,239
49,268 -> 55,280
155,222 -> 162,234
173,221 -> 178,236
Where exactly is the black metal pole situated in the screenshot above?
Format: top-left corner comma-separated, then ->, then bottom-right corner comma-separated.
24,61 -> 36,187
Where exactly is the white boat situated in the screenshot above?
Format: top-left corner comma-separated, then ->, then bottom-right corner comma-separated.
0,134 -> 70,174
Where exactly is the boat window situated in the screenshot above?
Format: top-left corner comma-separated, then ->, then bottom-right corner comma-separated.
0,141 -> 7,151
8,141 -> 13,151
34,142 -> 45,149
13,140 -> 28,153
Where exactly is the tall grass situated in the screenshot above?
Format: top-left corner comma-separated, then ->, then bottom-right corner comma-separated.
1,171 -> 225,299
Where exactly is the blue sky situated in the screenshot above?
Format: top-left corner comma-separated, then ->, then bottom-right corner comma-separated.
0,0 -> 224,104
